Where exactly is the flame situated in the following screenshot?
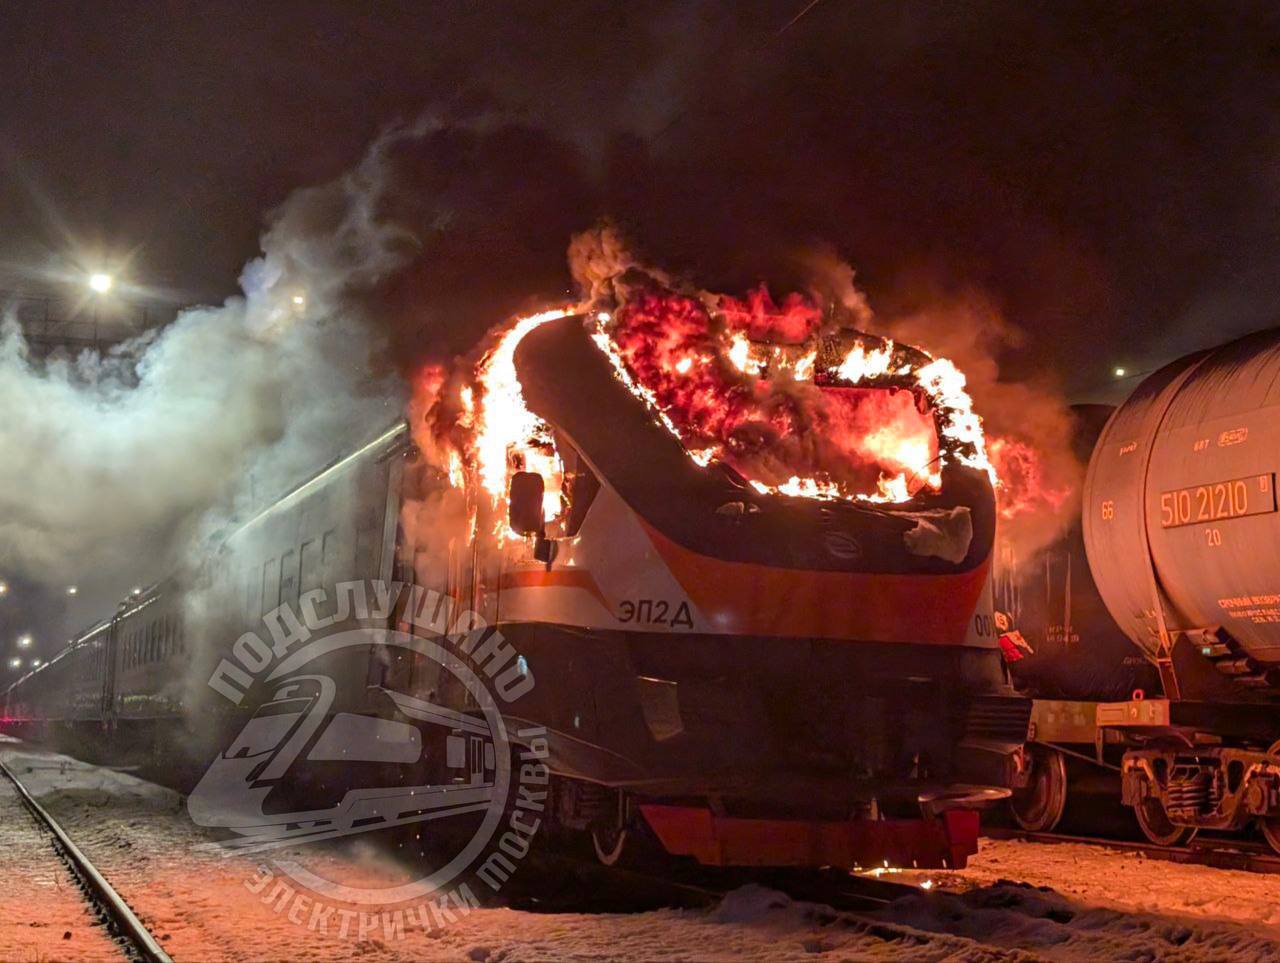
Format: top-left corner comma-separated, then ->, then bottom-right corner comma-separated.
471,306 -> 575,533
726,331 -> 765,376
589,287 -> 991,506
411,285 -> 995,543
835,339 -> 897,383
988,435 -> 1069,519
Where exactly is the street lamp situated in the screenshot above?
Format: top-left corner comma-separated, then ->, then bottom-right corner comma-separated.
0,580 -> 7,597
8,657 -> 20,669
88,272 -> 114,294
66,585 -> 78,596
17,634 -> 31,648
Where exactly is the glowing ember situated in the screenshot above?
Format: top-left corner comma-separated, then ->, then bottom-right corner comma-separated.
719,285 -> 823,343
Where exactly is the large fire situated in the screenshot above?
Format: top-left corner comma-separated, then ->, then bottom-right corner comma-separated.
412,284 -> 1002,538
588,289 -> 939,502
987,436 -> 1071,519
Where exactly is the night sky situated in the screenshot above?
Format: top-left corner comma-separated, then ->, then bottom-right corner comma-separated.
1,1 -> 1276,394
1,1 -> 1278,655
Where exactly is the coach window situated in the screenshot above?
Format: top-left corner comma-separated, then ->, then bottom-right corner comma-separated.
262,558 -> 279,618
243,568 -> 257,620
300,539 -> 320,595
280,550 -> 297,607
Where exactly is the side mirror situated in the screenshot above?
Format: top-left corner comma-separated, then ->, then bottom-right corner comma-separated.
508,471 -> 545,536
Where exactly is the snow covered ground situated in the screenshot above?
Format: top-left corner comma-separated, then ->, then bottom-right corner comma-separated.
0,750 -> 122,962
3,739 -> 1280,962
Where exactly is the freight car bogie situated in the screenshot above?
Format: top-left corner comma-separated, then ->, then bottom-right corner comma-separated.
1121,745 -> 1280,849
1023,696 -> 1280,852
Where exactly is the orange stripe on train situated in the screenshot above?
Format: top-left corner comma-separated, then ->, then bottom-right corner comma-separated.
641,521 -> 989,645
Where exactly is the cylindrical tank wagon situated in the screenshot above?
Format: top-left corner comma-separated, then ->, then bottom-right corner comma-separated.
1009,329 -> 1280,849
1085,328 -> 1280,699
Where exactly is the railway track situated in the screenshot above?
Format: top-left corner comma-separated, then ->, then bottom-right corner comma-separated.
988,826 -> 1280,875
0,758 -> 173,963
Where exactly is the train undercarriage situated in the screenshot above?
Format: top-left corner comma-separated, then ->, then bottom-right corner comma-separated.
1011,696 -> 1280,854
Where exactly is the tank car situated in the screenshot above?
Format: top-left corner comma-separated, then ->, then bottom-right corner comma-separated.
1081,328 -> 1280,848
1007,329 -> 1280,850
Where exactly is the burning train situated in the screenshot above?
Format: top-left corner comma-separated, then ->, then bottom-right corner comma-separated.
3,286 -> 1028,871
1001,328 -> 1280,852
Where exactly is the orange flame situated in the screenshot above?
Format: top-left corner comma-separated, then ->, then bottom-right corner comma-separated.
412,287 -> 995,542
988,436 -> 1070,519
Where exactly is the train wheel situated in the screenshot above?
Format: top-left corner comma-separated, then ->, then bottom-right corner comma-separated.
1010,745 -> 1067,833
1257,817 -> 1280,856
1132,788 -> 1192,846
591,823 -> 634,867
589,792 -> 662,868
1256,740 -> 1280,855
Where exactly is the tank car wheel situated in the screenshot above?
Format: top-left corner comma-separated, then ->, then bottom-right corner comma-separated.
1132,787 -> 1192,847
1010,745 -> 1067,833
1255,740 -> 1280,855
1256,817 -> 1280,856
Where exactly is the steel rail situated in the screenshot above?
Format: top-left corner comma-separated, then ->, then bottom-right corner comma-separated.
0,758 -> 173,963
986,826 -> 1280,875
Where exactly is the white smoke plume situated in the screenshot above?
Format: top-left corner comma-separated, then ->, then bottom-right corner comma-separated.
0,123 -> 432,614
